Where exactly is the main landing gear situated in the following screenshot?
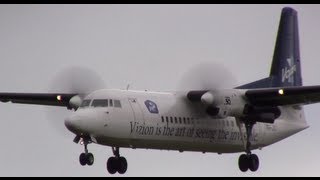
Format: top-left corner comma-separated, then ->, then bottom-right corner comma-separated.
106,147 -> 128,174
238,121 -> 259,172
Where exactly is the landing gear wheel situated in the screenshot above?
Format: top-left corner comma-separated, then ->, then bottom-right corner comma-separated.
107,157 -> 118,174
106,147 -> 128,174
237,118 -> 260,172
79,152 -> 94,166
77,136 -> 94,166
86,153 -> 94,166
238,154 -> 259,172
238,154 -> 249,172
117,157 -> 128,174
248,154 -> 259,172
79,153 -> 87,166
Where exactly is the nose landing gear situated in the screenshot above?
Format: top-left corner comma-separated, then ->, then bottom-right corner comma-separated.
79,152 -> 94,166
77,136 -> 94,166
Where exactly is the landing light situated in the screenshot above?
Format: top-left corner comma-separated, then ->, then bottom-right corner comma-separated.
278,89 -> 284,95
57,95 -> 62,101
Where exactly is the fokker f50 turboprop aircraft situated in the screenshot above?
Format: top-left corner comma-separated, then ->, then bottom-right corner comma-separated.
0,7 -> 318,174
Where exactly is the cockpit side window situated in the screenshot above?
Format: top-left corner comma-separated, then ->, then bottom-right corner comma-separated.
80,99 -> 91,108
114,100 -> 121,108
92,99 -> 108,107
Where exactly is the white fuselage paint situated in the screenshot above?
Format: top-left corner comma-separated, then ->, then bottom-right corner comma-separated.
68,89 -> 309,154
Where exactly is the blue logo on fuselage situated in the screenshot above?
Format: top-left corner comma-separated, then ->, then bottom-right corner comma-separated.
144,100 -> 159,114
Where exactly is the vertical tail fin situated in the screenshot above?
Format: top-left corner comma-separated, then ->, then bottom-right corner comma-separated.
237,7 -> 302,89
237,7 -> 308,140
270,8 -> 307,127
270,7 -> 302,87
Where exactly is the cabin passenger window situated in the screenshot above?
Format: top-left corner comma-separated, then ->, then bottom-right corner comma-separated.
175,117 -> 178,124
170,117 -> 173,123
179,117 -> 182,124
91,99 -> 108,107
161,116 -> 164,123
109,99 -> 113,107
166,116 -> 169,123
80,99 -> 91,108
114,100 -> 121,108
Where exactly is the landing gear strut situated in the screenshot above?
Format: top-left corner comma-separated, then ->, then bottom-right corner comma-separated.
106,147 -> 128,174
78,137 -> 94,166
238,121 -> 259,172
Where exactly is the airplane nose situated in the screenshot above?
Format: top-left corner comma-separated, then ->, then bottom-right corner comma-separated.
64,115 -> 81,134
64,110 -> 99,136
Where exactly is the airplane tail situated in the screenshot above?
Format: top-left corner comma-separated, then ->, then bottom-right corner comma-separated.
237,7 -> 308,135
237,7 -> 302,89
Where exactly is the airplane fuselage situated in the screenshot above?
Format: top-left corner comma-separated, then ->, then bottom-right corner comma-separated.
66,89 -> 308,154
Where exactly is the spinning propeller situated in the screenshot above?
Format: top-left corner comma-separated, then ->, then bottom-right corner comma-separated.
45,66 -> 106,137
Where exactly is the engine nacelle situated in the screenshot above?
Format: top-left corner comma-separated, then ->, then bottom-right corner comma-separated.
188,89 -> 281,123
242,105 -> 281,123
201,89 -> 247,118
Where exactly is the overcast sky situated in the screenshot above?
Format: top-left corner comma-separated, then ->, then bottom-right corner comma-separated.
0,4 -> 320,177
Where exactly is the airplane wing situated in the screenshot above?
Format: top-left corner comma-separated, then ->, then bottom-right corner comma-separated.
1,85 -> 320,109
0,93 -> 77,109
245,85 -> 320,106
187,85 -> 320,107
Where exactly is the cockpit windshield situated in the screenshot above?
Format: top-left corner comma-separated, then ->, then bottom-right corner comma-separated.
80,99 -> 91,108
91,99 -> 108,107
79,98 -> 121,108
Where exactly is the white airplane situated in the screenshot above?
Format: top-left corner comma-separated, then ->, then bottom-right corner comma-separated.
0,7 -> 317,174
